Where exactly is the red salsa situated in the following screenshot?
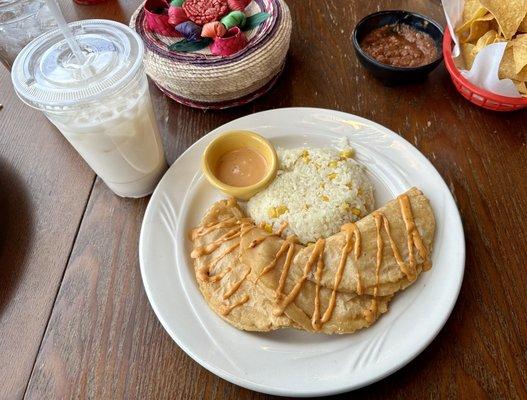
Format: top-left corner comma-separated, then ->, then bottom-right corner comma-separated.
360,24 -> 438,67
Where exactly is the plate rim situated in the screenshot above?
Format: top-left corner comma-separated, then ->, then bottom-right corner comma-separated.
139,107 -> 466,397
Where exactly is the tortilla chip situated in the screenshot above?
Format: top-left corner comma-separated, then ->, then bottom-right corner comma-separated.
512,79 -> 527,95
493,35 -> 507,44
512,34 -> 527,73
460,13 -> 496,44
462,0 -> 488,24
519,15 -> 527,32
499,45 -> 517,79
460,30 -> 508,70
479,0 -> 527,40
519,65 -> 527,81
457,7 -> 490,37
499,44 -> 527,81
461,43 -> 477,69
474,29 -> 499,50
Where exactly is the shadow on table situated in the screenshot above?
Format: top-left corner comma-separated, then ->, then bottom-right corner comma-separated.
0,158 -> 33,313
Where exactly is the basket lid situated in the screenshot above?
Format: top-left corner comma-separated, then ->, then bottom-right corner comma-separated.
133,0 -> 279,64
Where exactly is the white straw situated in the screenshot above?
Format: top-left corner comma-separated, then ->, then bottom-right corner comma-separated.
44,0 -> 86,65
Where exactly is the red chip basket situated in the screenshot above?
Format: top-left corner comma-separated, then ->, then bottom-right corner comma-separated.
443,28 -> 527,111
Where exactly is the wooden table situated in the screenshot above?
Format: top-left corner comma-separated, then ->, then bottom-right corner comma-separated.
1,0 -> 526,398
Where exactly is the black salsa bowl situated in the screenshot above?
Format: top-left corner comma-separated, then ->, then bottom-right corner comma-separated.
352,10 -> 444,85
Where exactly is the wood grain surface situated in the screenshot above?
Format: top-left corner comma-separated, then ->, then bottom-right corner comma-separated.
0,66 -> 95,399
1,0 -> 527,399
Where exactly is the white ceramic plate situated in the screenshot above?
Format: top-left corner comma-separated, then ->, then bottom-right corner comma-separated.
139,108 -> 465,397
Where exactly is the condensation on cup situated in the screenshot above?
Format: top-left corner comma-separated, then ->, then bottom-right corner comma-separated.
11,19 -> 168,198
0,0 -> 57,69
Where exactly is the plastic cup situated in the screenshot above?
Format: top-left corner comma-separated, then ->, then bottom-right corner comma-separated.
11,19 -> 168,198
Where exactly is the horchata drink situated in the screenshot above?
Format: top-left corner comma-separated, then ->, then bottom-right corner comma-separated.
0,0 -> 57,69
12,19 -> 167,198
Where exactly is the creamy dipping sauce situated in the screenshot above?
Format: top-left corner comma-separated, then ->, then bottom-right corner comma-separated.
215,148 -> 267,187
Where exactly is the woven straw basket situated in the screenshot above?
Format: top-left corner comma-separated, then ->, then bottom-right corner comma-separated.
130,0 -> 292,109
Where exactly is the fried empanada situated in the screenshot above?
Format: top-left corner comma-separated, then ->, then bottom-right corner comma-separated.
190,188 -> 434,334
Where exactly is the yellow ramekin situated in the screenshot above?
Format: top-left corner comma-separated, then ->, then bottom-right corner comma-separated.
201,130 -> 278,201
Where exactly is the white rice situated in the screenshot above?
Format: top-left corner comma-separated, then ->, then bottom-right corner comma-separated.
246,139 -> 374,244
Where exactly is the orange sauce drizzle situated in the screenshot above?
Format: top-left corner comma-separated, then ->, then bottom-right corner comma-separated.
191,227 -> 242,258
191,218 -> 227,238
193,216 -> 254,283
223,268 -> 251,300
363,195 -> 431,323
255,235 -> 296,281
398,194 -> 431,272
207,242 -> 239,270
277,221 -> 289,236
311,245 -> 325,331
365,213 -> 383,324
192,193 -> 431,329
248,237 -> 267,248
248,221 -> 289,248
274,239 -> 325,316
219,294 -> 250,316
195,242 -> 239,282
207,266 -> 232,283
320,223 -> 360,324
275,239 -> 297,297
191,217 -> 235,240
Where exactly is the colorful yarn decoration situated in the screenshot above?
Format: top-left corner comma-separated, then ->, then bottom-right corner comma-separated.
168,6 -> 188,26
210,26 -> 247,56
227,0 -> 250,11
168,37 -> 211,52
183,0 -> 229,25
220,10 -> 246,30
170,0 -> 185,5
144,0 -> 179,37
175,21 -> 202,41
201,21 -> 227,38
241,11 -> 269,31
133,0 -> 292,108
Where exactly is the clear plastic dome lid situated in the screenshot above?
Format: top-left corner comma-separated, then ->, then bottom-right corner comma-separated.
11,19 -> 144,110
